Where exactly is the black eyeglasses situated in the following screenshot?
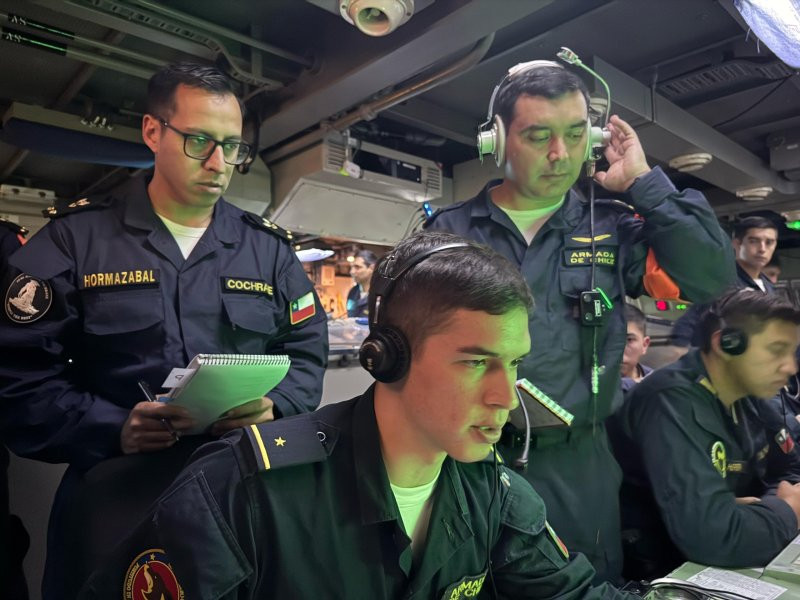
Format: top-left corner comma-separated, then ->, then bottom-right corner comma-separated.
157,118 -> 252,165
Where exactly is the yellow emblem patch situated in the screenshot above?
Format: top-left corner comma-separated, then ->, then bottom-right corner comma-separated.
711,440 -> 727,478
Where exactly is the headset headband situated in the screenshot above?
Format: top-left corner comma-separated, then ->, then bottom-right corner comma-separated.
369,242 -> 471,329
484,60 -> 563,123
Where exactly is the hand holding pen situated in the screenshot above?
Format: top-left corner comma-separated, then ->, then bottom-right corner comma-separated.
119,381 -> 195,455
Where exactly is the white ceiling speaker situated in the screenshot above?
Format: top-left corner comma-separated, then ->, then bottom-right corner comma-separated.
668,152 -> 713,173
340,0 -> 414,36
735,186 -> 773,201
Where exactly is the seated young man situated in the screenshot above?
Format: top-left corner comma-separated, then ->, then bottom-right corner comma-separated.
80,231 -> 633,599
620,304 -> 652,393
619,289 -> 800,580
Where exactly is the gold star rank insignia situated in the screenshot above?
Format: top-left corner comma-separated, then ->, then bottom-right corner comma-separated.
275,437 -> 286,447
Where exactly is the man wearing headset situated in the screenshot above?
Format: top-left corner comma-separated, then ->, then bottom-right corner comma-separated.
81,232 -> 635,599
618,290 -> 800,579
425,58 -> 734,582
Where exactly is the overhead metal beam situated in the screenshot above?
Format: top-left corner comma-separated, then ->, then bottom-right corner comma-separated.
260,0 -> 554,147
27,0 -> 216,59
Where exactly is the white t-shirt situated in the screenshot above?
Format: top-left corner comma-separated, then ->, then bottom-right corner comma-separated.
498,196 -> 564,244
390,472 -> 440,563
156,214 -> 208,259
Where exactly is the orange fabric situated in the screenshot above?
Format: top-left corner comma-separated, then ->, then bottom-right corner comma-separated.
643,248 -> 681,300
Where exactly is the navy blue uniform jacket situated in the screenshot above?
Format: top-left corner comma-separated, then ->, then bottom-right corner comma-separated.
426,168 -> 735,425
620,349 -> 800,570
0,176 -> 328,469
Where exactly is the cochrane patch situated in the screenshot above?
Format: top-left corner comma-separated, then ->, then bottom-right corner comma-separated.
440,571 -> 486,599
124,549 -> 183,600
563,247 -> 617,267
5,273 -> 52,323
81,269 -> 158,289
222,276 -> 274,297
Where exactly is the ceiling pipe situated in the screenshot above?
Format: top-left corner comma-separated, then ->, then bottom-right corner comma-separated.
0,10 -> 166,68
1,30 -> 127,185
263,33 -> 494,164
126,0 -> 313,69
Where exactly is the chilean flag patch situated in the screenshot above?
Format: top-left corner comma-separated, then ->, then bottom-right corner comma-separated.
776,428 -> 795,454
290,292 -> 316,325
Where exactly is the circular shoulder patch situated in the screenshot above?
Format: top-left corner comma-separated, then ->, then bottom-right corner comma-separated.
4,274 -> 52,323
711,440 -> 727,478
124,549 -> 183,600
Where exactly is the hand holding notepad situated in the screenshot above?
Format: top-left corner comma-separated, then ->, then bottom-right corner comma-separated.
160,354 -> 291,434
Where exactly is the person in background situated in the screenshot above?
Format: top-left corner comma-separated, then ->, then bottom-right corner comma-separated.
0,62 -> 328,598
347,249 -> 377,317
764,255 -> 782,285
424,57 -> 735,581
81,231 -> 635,600
669,216 -> 778,353
620,304 -> 652,393
619,290 -> 800,580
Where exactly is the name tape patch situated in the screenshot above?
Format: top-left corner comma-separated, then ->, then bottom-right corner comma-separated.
80,269 -> 159,289
221,277 -> 274,297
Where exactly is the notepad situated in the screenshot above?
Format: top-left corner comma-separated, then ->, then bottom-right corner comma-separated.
161,354 -> 291,434
509,378 -> 574,430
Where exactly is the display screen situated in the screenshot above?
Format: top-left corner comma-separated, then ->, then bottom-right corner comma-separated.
356,150 -> 422,183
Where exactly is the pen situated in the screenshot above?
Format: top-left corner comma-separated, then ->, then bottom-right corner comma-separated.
137,380 -> 180,442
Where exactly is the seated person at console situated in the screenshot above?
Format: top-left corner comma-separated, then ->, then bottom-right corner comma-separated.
618,289 -> 800,579
80,232 -> 634,599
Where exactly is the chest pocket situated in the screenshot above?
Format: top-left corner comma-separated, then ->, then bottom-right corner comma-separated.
221,295 -> 281,353
558,235 -> 621,299
82,288 -> 164,335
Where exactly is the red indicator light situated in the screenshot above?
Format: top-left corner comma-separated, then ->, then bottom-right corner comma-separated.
655,300 -> 668,311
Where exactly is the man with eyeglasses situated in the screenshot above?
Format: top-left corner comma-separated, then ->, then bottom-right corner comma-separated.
0,62 -> 328,598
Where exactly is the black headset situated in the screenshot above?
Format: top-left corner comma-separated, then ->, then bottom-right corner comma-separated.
709,297 -> 748,356
358,243 -> 470,382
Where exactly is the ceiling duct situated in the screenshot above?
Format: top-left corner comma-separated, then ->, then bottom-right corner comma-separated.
657,59 -> 793,103
588,56 -> 800,214
269,133 -> 446,244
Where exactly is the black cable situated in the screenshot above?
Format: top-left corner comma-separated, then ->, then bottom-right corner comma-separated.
712,75 -> 795,129
485,446 -> 499,599
649,579 -> 760,600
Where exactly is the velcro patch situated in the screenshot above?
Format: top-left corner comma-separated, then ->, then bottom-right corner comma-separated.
439,571 -> 486,600
221,277 -> 273,297
563,246 -> 617,267
5,273 -> 52,323
80,269 -> 159,290
545,520 -> 569,559
124,549 -> 184,600
776,428 -> 795,454
290,291 -> 315,325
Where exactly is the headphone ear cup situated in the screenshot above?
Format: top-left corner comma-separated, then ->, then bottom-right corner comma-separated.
358,326 -> 411,383
720,327 -> 748,356
492,115 -> 506,166
476,115 -> 506,166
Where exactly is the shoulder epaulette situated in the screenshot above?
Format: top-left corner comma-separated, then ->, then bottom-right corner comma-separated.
42,195 -> 114,219
243,414 -> 334,473
242,212 -> 294,242
423,201 -> 468,228
0,217 -> 27,238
